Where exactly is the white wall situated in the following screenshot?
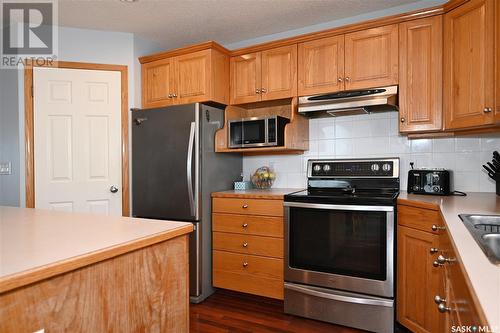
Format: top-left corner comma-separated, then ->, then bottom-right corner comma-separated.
243,113 -> 500,192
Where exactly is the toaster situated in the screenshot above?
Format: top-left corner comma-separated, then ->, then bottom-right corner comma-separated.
407,169 -> 452,195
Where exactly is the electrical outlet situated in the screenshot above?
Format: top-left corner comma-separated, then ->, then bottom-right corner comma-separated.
0,162 -> 11,175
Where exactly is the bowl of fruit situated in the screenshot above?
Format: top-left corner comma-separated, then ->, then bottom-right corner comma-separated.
251,166 -> 276,189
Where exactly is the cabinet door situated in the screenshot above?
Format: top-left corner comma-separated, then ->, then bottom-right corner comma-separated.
174,49 -> 211,104
142,58 -> 175,108
397,226 -> 442,333
230,52 -> 261,104
344,25 -> 399,90
399,16 -> 443,133
444,0 -> 495,129
298,36 -> 345,96
261,45 -> 297,101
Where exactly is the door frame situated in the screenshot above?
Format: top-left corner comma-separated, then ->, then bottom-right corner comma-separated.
24,61 -> 130,216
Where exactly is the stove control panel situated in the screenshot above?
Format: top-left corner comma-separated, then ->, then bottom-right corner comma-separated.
308,158 -> 399,178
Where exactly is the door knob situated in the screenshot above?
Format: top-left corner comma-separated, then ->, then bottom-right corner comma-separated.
261,88 -> 267,93
255,88 -> 261,94
345,77 -> 350,82
483,107 -> 492,113
400,117 -> 406,123
243,242 -> 248,248
337,77 -> 343,82
430,247 -> 439,254
431,224 -> 445,232
434,295 -> 446,304
110,185 -> 119,193
438,303 -> 451,313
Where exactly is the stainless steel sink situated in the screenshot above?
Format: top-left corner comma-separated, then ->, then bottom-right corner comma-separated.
460,214 -> 500,265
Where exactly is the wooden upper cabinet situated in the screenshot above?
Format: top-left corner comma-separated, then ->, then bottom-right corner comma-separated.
230,46 -> 297,105
344,24 -> 399,90
397,225 -> 442,333
444,0 -> 495,130
142,58 -> 175,109
399,16 -> 443,133
141,46 -> 229,108
298,36 -> 345,96
174,50 -> 211,104
261,45 -> 297,101
230,52 -> 261,104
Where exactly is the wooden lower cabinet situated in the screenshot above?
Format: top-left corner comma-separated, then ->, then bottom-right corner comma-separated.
397,202 -> 488,333
397,225 -> 442,333
212,196 -> 284,299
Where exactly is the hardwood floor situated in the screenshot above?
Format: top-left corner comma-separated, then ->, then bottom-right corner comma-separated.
190,290 -> 365,333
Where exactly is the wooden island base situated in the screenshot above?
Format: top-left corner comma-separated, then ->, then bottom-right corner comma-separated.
0,235 -> 189,333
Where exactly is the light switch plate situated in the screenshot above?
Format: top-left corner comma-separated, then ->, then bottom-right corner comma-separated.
0,162 -> 12,175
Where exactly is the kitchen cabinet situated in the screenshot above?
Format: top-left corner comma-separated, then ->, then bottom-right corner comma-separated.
211,194 -> 285,300
443,0 -> 496,130
397,204 -> 443,333
399,16 -> 443,133
298,35 -> 345,96
344,24 -> 399,90
230,45 -> 297,104
141,46 -> 229,108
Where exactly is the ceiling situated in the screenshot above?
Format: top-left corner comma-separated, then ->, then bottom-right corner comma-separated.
59,0 -> 427,50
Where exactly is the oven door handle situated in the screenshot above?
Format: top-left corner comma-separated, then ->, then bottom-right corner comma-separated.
285,283 -> 393,307
284,202 -> 394,212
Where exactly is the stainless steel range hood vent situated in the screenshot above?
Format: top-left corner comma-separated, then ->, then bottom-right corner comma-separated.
298,86 -> 398,118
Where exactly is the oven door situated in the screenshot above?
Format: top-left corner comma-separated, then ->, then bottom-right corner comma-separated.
284,202 -> 394,298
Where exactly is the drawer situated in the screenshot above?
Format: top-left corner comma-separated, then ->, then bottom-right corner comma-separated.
212,197 -> 283,217
212,250 -> 283,280
213,270 -> 283,300
212,213 -> 283,237
397,204 -> 444,234
213,232 -> 284,258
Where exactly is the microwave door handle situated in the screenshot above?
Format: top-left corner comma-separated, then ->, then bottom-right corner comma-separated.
187,121 -> 196,217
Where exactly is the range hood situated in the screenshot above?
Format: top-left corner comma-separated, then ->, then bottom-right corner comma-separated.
298,86 -> 398,118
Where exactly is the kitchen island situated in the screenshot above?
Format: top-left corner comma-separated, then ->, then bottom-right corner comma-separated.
0,206 -> 193,332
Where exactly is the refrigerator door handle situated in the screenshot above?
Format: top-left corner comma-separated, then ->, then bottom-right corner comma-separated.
187,121 -> 196,217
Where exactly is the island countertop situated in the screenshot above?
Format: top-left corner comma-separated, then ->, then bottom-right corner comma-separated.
0,206 -> 193,293
398,192 -> 500,328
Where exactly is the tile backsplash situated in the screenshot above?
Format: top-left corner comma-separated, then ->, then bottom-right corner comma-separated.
242,112 -> 500,192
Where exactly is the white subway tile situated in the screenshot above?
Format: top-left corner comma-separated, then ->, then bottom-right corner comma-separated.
287,173 -> 307,189
480,136 -> 500,152
411,139 -> 433,153
335,138 -> 354,156
479,172 -> 496,192
351,119 -> 371,138
370,119 -> 391,137
453,172 -> 480,192
314,118 -> 335,140
455,137 -> 480,152
432,138 -> 455,153
389,136 -> 411,154
410,153 -> 433,168
455,152 -> 480,172
317,140 -> 335,156
335,120 -> 354,139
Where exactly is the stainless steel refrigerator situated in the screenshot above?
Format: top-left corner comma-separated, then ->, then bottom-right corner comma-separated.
132,103 -> 242,303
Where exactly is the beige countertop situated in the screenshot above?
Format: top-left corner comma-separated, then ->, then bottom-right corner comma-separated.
0,206 -> 193,293
212,188 -> 301,199
398,192 -> 500,328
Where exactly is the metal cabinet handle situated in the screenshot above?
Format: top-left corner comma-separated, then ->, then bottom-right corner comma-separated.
242,262 -> 248,267
484,107 -> 492,113
255,88 -> 261,94
345,77 -> 350,82
400,117 -> 406,123
242,204 -> 249,209
436,254 -> 456,265
337,77 -> 343,82
110,185 -> 119,193
433,260 -> 443,267
168,93 -> 173,98
438,303 -> 451,313
434,295 -> 446,304
186,122 -> 196,217
172,93 -> 177,98
261,88 -> 267,93
243,242 -> 248,248
242,223 -> 248,228
431,224 -> 446,232
430,248 -> 439,254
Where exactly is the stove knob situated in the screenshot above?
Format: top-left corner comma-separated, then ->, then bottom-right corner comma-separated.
382,163 -> 391,172
371,164 -> 380,172
433,186 -> 441,192
323,164 -> 331,172
313,164 -> 321,172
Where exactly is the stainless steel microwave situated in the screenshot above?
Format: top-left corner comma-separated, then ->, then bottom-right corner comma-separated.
228,116 -> 290,148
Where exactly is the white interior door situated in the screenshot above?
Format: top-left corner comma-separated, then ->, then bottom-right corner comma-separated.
34,67 -> 122,215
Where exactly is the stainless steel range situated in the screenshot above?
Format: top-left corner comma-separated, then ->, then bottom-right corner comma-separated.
284,158 -> 400,333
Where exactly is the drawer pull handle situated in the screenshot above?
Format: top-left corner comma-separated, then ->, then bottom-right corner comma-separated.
242,204 -> 249,209
433,260 -> 443,267
243,242 -> 248,247
436,254 -> 456,265
431,224 -> 445,232
242,223 -> 248,228
430,247 -> 439,254
242,262 -> 248,267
